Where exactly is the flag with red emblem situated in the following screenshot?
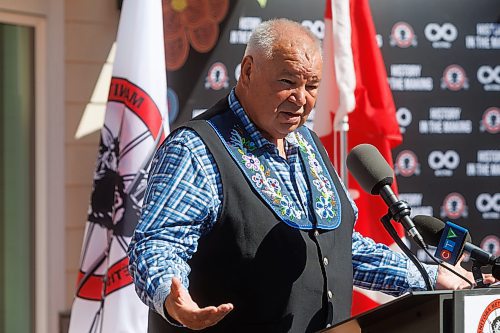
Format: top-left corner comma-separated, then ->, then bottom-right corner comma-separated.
68,0 -> 168,331
314,0 -> 404,316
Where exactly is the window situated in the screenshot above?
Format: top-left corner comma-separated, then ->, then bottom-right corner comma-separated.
0,22 -> 35,333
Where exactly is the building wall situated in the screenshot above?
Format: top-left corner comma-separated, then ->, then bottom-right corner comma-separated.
0,0 -> 66,332
64,0 -> 119,308
0,0 -> 46,14
0,0 -> 119,331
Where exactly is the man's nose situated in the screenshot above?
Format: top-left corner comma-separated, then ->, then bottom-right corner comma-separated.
288,87 -> 306,106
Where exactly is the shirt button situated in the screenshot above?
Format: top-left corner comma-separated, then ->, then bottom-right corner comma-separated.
323,257 -> 329,266
328,290 -> 333,299
313,230 -> 319,237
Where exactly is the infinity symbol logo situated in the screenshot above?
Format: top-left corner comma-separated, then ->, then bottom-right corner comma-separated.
428,150 -> 460,170
425,23 -> 457,42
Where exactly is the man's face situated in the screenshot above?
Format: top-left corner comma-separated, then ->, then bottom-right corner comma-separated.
241,39 -> 322,143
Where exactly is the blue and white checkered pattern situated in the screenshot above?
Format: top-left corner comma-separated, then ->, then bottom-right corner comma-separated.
128,89 -> 437,318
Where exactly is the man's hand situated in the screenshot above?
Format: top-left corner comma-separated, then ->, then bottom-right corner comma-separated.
435,257 -> 497,290
165,277 -> 234,330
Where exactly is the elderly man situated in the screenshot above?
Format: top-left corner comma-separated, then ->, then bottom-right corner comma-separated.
128,18 -> 481,332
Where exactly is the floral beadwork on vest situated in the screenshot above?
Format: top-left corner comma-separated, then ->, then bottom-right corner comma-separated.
229,128 -> 306,221
291,132 -> 339,222
208,110 -> 342,230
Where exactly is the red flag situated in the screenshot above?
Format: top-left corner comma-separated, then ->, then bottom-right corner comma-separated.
68,0 -> 169,331
315,0 -> 404,316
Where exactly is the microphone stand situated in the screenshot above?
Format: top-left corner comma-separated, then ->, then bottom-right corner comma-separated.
380,204 -> 434,291
494,257 -> 500,281
471,262 -> 488,288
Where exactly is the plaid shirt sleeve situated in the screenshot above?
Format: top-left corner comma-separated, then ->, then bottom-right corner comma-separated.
127,128 -> 221,318
352,231 -> 438,296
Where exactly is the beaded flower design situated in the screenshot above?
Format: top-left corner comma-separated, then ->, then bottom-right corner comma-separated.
293,132 -> 338,221
229,128 -> 304,221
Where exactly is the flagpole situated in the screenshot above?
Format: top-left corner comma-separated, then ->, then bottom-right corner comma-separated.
339,114 -> 349,186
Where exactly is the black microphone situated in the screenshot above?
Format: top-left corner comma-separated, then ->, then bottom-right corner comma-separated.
413,215 -> 496,267
346,144 -> 426,248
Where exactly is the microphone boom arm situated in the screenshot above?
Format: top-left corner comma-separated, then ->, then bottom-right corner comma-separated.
379,185 -> 426,249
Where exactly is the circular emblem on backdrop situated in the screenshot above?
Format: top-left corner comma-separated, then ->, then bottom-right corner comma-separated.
205,62 -> 229,90
441,65 -> 469,91
481,107 -> 500,134
167,88 -> 179,124
480,235 -> 500,257
395,150 -> 419,177
477,299 -> 500,333
396,107 -> 412,130
442,192 -> 467,219
390,22 -> 417,48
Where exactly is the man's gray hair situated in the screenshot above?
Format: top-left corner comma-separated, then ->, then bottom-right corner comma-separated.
245,18 -> 322,59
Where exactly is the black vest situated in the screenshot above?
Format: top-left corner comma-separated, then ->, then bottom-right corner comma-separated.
148,98 -> 355,333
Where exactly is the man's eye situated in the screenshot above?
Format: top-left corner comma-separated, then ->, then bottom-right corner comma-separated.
306,85 -> 319,90
280,79 -> 294,84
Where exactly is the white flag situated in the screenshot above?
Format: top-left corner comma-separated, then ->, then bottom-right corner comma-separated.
69,0 -> 168,332
314,0 -> 356,137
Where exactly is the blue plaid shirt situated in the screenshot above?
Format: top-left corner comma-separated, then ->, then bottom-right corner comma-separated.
128,89 -> 437,319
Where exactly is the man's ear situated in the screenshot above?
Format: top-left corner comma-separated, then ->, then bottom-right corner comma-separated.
238,55 -> 253,88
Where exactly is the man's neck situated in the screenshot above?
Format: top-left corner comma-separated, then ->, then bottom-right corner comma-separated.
276,139 -> 286,159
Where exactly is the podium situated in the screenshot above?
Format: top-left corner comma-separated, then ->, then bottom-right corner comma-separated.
322,288 -> 500,333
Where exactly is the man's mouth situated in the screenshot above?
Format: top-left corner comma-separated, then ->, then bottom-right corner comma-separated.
280,111 -> 302,124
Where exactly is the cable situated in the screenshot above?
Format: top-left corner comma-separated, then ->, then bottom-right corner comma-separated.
420,246 -> 475,289
380,213 -> 434,291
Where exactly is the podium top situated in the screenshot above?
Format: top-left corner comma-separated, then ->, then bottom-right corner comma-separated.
322,290 -> 453,333
322,288 -> 500,333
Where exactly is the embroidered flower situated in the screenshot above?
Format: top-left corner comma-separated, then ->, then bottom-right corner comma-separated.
279,195 -> 301,220
293,131 -> 340,223
241,137 -> 256,151
320,175 -> 332,189
262,188 -> 277,200
265,178 -> 281,192
314,175 -> 333,194
280,195 -> 292,216
308,157 -> 322,176
316,196 -> 335,220
242,154 -> 260,171
230,123 -> 338,226
251,173 -> 264,188
313,179 -> 325,192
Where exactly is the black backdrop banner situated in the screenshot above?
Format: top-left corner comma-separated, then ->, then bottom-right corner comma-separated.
162,0 -> 499,261
370,0 -> 499,262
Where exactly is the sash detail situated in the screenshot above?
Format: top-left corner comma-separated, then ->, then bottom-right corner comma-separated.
208,110 -> 341,230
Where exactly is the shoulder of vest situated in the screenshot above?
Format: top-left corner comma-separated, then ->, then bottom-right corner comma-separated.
163,95 -> 229,141
192,96 -> 230,121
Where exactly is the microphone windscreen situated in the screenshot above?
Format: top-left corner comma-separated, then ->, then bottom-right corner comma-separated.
413,215 -> 472,246
346,144 -> 394,195
413,215 -> 445,246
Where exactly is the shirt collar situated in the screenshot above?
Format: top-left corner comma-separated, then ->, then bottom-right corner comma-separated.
227,89 -> 300,151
